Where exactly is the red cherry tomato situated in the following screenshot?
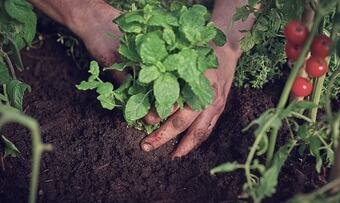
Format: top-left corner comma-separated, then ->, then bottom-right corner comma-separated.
285,43 -> 303,61
306,56 -> 328,78
311,35 -> 332,58
292,77 -> 313,97
284,21 -> 309,45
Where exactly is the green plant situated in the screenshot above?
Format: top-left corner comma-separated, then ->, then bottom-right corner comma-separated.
0,106 -> 53,203
77,3 -> 226,125
1,1 -> 52,203
211,0 -> 340,202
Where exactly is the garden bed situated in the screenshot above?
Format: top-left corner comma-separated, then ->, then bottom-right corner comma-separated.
0,36 -> 327,202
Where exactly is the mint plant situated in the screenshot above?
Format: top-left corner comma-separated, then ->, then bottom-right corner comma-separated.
77,4 -> 226,124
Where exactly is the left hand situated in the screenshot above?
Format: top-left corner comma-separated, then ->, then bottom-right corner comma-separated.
140,44 -> 240,159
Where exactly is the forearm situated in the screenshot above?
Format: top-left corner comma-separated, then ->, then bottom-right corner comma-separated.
212,0 -> 256,57
28,0 -> 121,39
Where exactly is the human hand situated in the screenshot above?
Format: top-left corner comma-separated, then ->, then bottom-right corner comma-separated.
140,44 -> 240,159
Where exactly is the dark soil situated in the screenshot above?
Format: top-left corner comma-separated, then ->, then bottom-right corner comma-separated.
0,36 -> 328,203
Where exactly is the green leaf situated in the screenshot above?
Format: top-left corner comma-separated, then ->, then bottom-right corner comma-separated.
182,83 -> 203,111
5,36 -> 24,70
213,28 -> 227,47
233,6 -> 252,22
243,109 -> 282,135
248,0 -> 260,7
0,61 -> 12,85
166,48 -> 200,81
115,74 -> 133,93
76,81 -> 100,90
4,0 -> 37,45
153,73 -> 180,106
201,22 -> 217,44
104,62 -> 131,72
163,28 -> 176,46
96,82 -> 114,96
124,93 -> 151,121
240,32 -> 256,52
128,82 -> 147,95
113,75 -> 132,103
123,11 -> 145,24
88,61 -> 100,79
210,162 -> 243,174
197,48 -> 218,72
119,44 -> 139,62
121,23 -> 143,33
179,5 -> 208,44
254,142 -> 294,201
139,31 -> 168,64
148,9 -> 178,27
2,135 -> 20,158
6,79 -> 31,111
97,95 -> 115,110
189,75 -> 214,108
138,65 -> 160,83
155,101 -> 173,119
4,0 -> 34,24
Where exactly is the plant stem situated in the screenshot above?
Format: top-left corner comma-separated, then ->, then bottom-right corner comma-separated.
309,2 -> 340,121
309,76 -> 325,121
266,13 -> 323,167
0,107 -> 52,203
245,114 -> 279,190
0,49 -> 17,80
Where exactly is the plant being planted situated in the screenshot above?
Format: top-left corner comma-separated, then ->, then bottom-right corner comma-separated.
77,3 -> 226,125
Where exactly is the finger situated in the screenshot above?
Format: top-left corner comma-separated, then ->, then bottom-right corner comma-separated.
171,103 -> 225,159
143,104 -> 180,125
140,105 -> 200,152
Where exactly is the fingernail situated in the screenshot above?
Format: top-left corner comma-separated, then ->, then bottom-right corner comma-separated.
141,143 -> 154,152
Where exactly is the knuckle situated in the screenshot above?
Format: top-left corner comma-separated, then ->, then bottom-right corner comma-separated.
193,129 -> 210,144
172,117 -> 187,131
144,113 -> 160,125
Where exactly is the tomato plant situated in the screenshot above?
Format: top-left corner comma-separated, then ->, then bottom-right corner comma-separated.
306,56 -> 328,77
211,0 -> 340,202
77,3 -> 226,124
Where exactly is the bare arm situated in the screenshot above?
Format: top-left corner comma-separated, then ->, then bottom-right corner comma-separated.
28,0 -> 122,66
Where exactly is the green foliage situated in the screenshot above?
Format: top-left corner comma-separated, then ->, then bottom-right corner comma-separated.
0,0 -> 35,110
0,0 -> 37,69
2,135 -> 20,158
0,105 -> 52,203
252,142 -> 294,202
233,0 -> 303,89
297,121 -> 335,173
78,3 -> 226,123
235,38 -> 286,88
